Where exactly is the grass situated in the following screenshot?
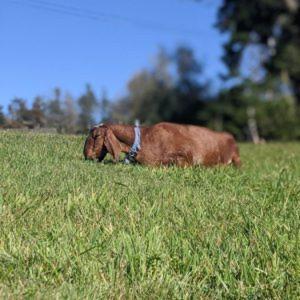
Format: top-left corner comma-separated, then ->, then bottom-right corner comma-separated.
0,130 -> 299,299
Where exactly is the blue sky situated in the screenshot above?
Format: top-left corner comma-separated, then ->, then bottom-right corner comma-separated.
0,0 -> 225,110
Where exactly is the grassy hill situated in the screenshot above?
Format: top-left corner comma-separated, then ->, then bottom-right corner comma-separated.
0,131 -> 299,298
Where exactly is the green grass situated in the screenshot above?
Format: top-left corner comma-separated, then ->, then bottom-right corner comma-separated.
0,131 -> 299,299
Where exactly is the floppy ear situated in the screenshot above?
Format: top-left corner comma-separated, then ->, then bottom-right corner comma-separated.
104,128 -> 122,162
83,135 -> 95,160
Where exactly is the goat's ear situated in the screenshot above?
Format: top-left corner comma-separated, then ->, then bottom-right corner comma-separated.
83,135 -> 95,160
104,128 -> 122,162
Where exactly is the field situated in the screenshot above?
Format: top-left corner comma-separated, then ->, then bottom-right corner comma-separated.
0,130 -> 299,299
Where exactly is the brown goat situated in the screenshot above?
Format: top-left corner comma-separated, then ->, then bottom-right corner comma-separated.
83,122 -> 241,167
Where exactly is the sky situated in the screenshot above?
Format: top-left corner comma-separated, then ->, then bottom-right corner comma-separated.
0,0 -> 226,111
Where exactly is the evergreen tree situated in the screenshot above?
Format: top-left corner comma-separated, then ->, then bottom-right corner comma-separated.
173,46 -> 209,124
8,98 -> 32,125
0,106 -> 6,126
99,89 -> 111,122
46,88 -> 64,131
63,93 -> 78,134
78,84 -> 97,132
31,96 -> 46,128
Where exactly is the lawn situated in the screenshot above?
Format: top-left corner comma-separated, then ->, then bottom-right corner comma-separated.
0,130 -> 299,298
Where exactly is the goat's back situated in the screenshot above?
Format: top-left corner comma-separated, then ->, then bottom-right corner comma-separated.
148,122 -> 240,166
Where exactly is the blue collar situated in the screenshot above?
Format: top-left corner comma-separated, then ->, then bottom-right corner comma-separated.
124,124 -> 141,164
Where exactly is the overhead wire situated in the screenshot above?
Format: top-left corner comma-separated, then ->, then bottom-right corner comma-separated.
8,0 -> 205,38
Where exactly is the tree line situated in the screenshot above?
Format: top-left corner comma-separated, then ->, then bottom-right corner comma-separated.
1,44 -> 299,140
0,85 -> 102,134
1,0 -> 299,141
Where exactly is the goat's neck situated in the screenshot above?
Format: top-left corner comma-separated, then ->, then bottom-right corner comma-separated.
110,124 -> 135,150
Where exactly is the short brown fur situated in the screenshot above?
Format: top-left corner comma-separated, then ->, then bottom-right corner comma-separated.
83,122 -> 241,167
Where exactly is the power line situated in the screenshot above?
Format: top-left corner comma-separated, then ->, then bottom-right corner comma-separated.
10,0 -> 100,22
8,0 -> 205,38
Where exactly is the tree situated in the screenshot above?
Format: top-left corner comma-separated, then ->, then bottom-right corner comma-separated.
110,96 -> 132,124
112,48 -> 174,124
206,78 -> 300,141
257,98 -> 300,140
206,86 -> 251,140
31,96 -> 46,128
217,0 -> 300,104
125,69 -> 174,123
46,88 -> 65,131
112,70 -> 159,123
8,98 -> 33,126
63,93 -> 78,134
78,84 -> 98,132
112,47 -> 210,125
172,46 -> 209,123
99,89 -> 111,123
0,106 -> 6,126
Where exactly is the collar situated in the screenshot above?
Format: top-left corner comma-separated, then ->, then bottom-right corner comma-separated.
124,122 -> 141,164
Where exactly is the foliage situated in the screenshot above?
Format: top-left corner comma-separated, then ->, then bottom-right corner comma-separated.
217,0 -> 300,102
202,86 -> 251,140
112,47 -> 209,125
63,94 -> 78,134
257,98 -> 300,140
205,79 -> 300,140
78,85 -> 98,133
0,131 -> 299,298
31,97 -> 47,128
0,106 -> 6,126
46,89 -> 65,132
99,89 -> 111,123
1,86 -> 108,134
8,98 -> 34,126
